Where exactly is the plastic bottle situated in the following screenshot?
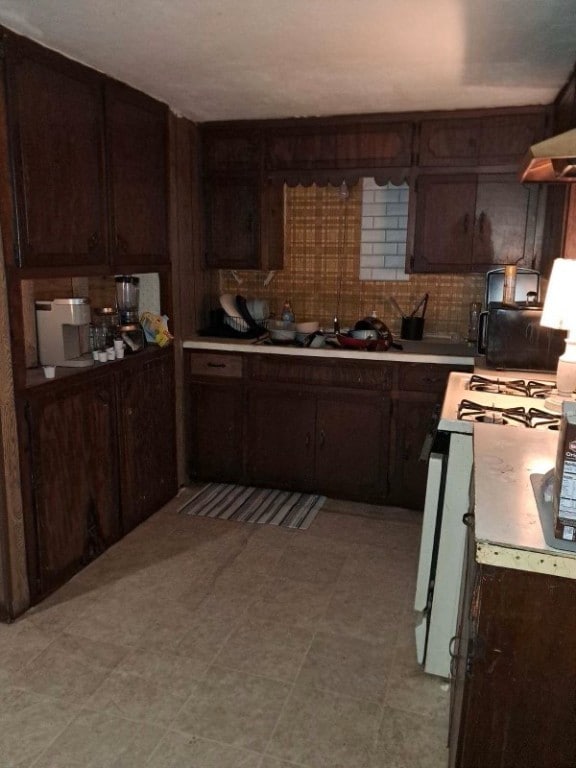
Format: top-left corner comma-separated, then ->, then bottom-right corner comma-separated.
281,301 -> 295,323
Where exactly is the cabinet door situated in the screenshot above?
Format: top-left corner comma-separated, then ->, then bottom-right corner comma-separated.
419,112 -> 546,167
24,378 -> 118,598
478,112 -> 547,165
189,380 -> 244,483
412,175 -> 477,272
388,394 -> 439,510
472,176 -> 540,269
246,387 -> 316,491
266,130 -> 337,171
202,130 -> 261,173
336,122 -> 414,168
105,82 -> 168,268
419,119 -> 480,167
5,33 -> 107,269
204,174 -> 260,269
315,392 -> 388,502
118,353 -> 177,533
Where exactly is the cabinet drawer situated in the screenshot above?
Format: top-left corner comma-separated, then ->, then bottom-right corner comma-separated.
249,355 -> 393,389
398,363 -> 454,392
189,352 -> 244,379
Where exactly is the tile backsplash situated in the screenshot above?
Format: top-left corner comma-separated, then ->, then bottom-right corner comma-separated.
213,183 -> 485,339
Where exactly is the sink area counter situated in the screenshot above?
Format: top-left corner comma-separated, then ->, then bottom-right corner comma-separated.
183,336 -> 475,366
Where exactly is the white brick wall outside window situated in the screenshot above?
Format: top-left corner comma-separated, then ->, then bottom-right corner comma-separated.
360,179 -> 409,281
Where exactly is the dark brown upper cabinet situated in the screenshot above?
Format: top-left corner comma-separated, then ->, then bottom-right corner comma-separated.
105,81 -> 169,269
265,121 -> 413,171
201,126 -> 284,270
3,32 -> 108,270
411,173 -> 542,273
203,131 -> 261,173
418,111 -> 548,167
1,29 -> 169,275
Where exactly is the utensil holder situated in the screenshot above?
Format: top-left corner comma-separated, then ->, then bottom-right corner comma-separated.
401,316 -> 424,340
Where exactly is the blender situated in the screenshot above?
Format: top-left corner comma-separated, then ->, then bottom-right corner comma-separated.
115,275 -> 146,352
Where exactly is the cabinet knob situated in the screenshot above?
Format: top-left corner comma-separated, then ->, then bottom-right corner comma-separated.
115,233 -> 129,256
87,231 -> 101,252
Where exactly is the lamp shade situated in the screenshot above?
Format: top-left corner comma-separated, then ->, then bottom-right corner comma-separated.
541,258 -> 576,331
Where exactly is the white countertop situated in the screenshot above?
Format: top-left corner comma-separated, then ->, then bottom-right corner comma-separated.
473,424 -> 576,578
183,336 -> 475,366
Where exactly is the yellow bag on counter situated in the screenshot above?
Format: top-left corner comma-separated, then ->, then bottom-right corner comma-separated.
140,312 -> 173,347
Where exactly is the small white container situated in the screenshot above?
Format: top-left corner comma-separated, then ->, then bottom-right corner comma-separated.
115,348 -> 125,359
92,350 -> 100,361
98,351 -> 107,363
106,347 -> 115,360
43,366 -> 56,379
113,339 -> 124,354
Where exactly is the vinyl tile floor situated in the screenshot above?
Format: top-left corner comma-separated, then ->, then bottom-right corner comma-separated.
0,488 -> 450,768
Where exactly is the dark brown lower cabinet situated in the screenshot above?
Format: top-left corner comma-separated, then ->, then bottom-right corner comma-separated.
22,373 -> 120,598
246,386 -> 316,492
388,394 -> 439,509
450,527 -> 576,768
117,352 -> 177,533
246,384 -> 389,503
315,392 -> 388,502
188,379 -> 245,483
20,348 -> 177,603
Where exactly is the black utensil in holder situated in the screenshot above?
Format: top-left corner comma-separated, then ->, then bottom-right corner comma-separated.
401,316 -> 424,340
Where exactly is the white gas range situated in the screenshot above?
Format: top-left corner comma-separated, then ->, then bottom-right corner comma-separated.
415,371 -> 560,679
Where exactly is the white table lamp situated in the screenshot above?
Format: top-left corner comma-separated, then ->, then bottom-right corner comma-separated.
540,258 -> 576,411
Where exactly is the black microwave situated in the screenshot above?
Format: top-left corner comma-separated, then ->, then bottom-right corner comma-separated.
478,304 -> 566,371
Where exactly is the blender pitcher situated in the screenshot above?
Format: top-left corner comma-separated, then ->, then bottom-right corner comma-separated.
115,275 -> 140,324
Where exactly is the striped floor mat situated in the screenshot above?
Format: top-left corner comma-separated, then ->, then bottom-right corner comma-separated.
178,483 -> 326,530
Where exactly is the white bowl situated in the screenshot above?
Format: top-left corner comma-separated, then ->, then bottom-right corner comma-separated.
269,320 -> 296,342
295,320 -> 320,334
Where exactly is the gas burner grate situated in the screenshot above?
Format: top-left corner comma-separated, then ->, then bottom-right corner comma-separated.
467,374 -> 555,399
457,399 -> 560,429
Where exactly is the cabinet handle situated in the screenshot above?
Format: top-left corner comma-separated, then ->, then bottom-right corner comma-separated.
319,429 -> 325,448
207,363 -> 226,368
478,211 -> 485,236
115,233 -> 129,256
463,213 -> 470,233
305,432 -> 311,448
87,231 -> 100,252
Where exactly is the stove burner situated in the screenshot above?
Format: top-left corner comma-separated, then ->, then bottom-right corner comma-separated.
457,399 -> 561,429
467,374 -> 555,399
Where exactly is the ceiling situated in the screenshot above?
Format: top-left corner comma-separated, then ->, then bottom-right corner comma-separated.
0,0 -> 575,123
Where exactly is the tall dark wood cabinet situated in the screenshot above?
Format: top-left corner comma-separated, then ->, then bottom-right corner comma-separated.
117,352 -> 177,534
450,526 -> 576,768
412,174 -> 542,272
21,374 -> 119,597
3,32 -> 107,270
105,82 -> 169,269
